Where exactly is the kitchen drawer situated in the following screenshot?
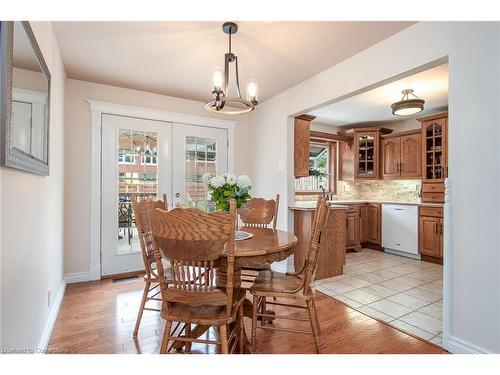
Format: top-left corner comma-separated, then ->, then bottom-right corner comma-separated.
422,192 -> 444,203
420,206 -> 443,218
422,183 -> 445,193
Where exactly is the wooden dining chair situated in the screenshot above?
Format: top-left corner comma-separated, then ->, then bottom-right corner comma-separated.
250,196 -> 329,353
238,195 -> 280,285
149,199 -> 246,354
130,194 -> 177,338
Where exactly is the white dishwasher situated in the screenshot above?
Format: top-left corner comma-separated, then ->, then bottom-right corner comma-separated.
382,204 -> 419,259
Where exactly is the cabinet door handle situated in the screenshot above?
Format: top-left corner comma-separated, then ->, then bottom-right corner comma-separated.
435,223 -> 438,235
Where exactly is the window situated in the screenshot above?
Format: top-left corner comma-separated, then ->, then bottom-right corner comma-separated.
142,155 -> 157,165
295,142 -> 337,194
118,152 -> 133,164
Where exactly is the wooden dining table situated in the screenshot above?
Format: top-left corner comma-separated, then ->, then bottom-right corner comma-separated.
173,227 -> 298,353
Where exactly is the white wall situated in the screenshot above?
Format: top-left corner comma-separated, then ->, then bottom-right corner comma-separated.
64,80 -> 248,277
0,22 -> 66,349
244,22 -> 500,353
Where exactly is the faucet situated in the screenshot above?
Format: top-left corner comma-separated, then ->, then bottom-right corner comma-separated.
319,185 -> 329,200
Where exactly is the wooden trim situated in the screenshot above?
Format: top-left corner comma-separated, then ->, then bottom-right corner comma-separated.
295,114 -> 316,121
340,127 -> 393,135
329,142 -> 337,195
381,128 -> 421,139
420,254 -> 443,265
417,111 -> 448,123
310,130 -> 353,145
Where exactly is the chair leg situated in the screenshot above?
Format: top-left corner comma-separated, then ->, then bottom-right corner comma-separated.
260,296 -> 267,326
160,320 -> 173,354
133,281 -> 150,338
218,325 -> 229,354
238,305 -> 244,354
307,299 -> 321,354
312,298 -> 321,334
185,324 -> 192,353
251,294 -> 259,348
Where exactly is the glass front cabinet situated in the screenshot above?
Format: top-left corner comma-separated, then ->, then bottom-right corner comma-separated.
354,129 -> 380,179
421,116 -> 448,183
418,112 -> 448,204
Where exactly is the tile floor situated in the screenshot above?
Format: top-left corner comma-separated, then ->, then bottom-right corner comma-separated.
315,248 -> 443,346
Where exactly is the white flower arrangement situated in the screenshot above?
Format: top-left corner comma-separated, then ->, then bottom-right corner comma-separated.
202,172 -> 253,212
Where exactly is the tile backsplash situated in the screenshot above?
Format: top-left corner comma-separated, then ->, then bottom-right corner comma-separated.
296,180 -> 421,202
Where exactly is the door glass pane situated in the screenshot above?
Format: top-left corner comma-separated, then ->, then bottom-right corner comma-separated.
185,136 -> 217,210
117,129 -> 158,254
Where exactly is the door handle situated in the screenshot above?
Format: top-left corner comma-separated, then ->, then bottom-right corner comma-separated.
175,193 -> 180,198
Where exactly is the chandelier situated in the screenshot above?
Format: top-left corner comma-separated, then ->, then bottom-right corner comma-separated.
205,22 -> 258,115
391,89 -> 425,116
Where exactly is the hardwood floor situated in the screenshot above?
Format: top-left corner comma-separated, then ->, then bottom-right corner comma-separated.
48,277 -> 446,354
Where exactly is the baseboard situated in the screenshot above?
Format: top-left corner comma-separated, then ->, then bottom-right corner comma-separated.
445,334 -> 495,354
64,271 -> 90,284
37,279 -> 66,352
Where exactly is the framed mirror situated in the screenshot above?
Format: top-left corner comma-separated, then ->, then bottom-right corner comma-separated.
0,21 -> 51,176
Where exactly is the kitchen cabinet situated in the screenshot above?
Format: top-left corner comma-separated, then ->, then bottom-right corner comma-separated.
381,130 -> 421,179
338,141 -> 355,181
418,112 -> 448,203
365,204 -> 381,245
354,129 -> 380,179
381,137 -> 400,178
292,206 -> 347,279
419,206 -> 443,262
294,114 -> 315,177
360,204 -> 368,243
346,206 -> 361,251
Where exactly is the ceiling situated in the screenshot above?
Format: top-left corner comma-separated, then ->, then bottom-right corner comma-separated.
13,22 -> 41,72
52,21 -> 414,103
309,63 -> 449,127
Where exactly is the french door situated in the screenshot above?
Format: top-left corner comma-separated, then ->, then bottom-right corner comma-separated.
101,114 -> 228,276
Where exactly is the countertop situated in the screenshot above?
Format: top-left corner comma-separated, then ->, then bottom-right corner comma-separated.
289,199 -> 444,210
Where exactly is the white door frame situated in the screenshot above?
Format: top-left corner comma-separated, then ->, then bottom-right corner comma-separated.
87,100 -> 236,280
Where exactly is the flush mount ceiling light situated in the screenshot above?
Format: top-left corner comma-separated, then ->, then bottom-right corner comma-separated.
391,89 -> 425,116
205,22 -> 258,115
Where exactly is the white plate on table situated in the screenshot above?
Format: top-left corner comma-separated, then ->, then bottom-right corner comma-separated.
235,230 -> 253,241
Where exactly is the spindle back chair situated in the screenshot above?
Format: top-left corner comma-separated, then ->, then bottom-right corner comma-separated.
250,196 -> 330,353
130,194 -> 174,338
149,199 -> 245,354
238,195 -> 280,285
239,194 -> 279,230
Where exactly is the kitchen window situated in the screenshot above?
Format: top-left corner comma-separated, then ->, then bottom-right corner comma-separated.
295,141 -> 337,195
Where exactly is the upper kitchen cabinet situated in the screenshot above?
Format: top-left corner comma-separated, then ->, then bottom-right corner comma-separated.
419,113 -> 448,183
338,141 -> 355,181
381,129 -> 421,179
354,128 -> 380,179
294,115 -> 315,177
418,112 -> 448,203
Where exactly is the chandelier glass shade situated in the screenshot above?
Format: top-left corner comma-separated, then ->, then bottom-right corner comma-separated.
391,89 -> 425,116
205,22 -> 258,115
